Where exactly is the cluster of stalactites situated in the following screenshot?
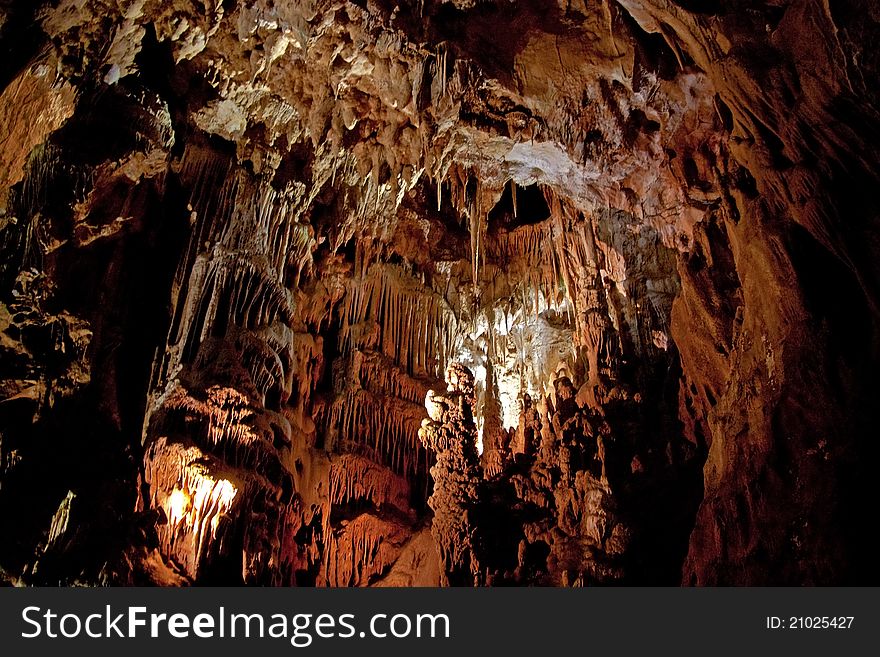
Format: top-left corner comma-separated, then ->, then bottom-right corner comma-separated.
339,263 -> 459,379
165,385 -> 259,451
151,146 -> 314,399
327,387 -> 429,477
488,190 -> 596,314
318,455 -> 414,587
319,514 -> 406,587
353,350 -> 433,406
328,453 -> 412,516
143,438 -> 239,581
482,188 -> 622,385
431,163 -> 498,300
174,145 -> 312,286
143,383 -> 303,585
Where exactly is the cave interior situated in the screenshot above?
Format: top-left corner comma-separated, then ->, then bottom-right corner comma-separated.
0,0 -> 878,586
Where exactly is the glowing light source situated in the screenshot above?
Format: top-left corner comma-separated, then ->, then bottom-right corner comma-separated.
164,476 -> 237,537
167,488 -> 190,525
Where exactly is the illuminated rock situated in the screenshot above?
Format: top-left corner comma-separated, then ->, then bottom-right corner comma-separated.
419,364 -> 485,586
0,0 -> 876,587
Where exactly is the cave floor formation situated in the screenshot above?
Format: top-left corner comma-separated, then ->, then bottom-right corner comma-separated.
1,0 -> 878,586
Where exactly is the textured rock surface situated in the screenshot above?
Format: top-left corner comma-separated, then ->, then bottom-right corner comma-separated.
0,0 -> 877,586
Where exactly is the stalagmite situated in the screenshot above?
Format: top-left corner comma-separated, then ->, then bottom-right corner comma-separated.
418,364 -> 485,586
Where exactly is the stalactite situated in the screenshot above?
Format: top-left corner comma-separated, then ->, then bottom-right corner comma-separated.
511,179 -> 518,219
434,44 -> 449,100
165,246 -> 301,379
320,514 -> 407,587
143,437 -> 239,581
482,188 -> 625,378
236,327 -> 299,407
163,385 -> 255,443
327,387 -> 429,477
165,150 -> 313,380
174,144 -> 235,277
339,263 -> 459,378
328,453 -> 411,515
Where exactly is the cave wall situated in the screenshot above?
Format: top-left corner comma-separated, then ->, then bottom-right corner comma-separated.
621,0 -> 880,584
0,0 -> 877,586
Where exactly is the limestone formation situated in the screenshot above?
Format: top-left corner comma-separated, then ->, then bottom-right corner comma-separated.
0,0 -> 877,586
418,364 -> 484,586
